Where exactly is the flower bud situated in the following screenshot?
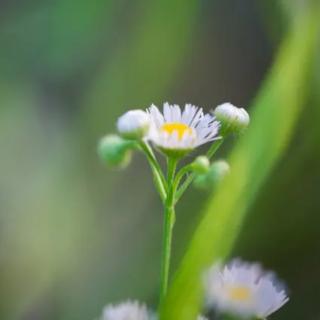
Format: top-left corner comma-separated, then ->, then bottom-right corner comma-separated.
214,103 -> 249,133
191,156 -> 210,174
194,160 -> 230,189
117,109 -> 150,140
98,134 -> 134,168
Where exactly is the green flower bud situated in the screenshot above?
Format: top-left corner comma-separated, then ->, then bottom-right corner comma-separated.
98,134 -> 135,168
194,160 -> 230,189
191,156 -> 210,174
214,103 -> 250,134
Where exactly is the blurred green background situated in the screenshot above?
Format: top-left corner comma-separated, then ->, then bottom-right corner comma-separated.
0,1 -> 319,319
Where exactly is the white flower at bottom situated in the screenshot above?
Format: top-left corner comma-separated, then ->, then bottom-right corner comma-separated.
102,301 -> 154,320
147,103 -> 220,156
117,110 -> 150,139
197,316 -> 208,320
204,259 -> 289,319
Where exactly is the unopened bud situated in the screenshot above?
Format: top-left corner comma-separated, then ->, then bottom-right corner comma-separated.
194,160 -> 230,189
214,103 -> 249,133
192,156 -> 210,174
98,134 -> 134,168
117,109 -> 150,140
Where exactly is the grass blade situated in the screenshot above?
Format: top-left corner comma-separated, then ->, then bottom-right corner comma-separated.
161,7 -> 320,320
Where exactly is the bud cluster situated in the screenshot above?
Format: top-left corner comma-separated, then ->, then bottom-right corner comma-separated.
98,102 -> 249,168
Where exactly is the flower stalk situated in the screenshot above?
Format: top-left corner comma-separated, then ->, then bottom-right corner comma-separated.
158,140 -> 224,303
159,157 -> 178,303
99,102 -> 253,313
139,141 -> 167,201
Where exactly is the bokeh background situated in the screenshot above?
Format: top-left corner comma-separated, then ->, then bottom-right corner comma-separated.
0,1 -> 319,319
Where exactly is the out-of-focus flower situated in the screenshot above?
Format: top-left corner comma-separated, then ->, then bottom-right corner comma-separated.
101,301 -> 154,320
147,103 -> 220,157
197,316 -> 208,320
214,103 -> 249,133
204,259 -> 289,319
117,110 -> 151,139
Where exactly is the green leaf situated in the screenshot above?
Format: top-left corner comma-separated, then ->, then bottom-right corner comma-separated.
160,7 -> 320,320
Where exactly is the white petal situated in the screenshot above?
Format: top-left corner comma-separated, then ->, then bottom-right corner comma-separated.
182,104 -> 197,124
189,107 -> 204,127
148,104 -> 164,128
163,102 -> 172,122
172,104 -> 182,122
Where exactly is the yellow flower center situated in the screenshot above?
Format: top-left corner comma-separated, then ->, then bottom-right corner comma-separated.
228,286 -> 252,301
161,122 -> 193,140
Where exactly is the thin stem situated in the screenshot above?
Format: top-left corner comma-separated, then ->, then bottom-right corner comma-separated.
207,137 -> 224,158
172,164 -> 193,201
167,157 -> 177,183
139,141 -> 167,201
159,157 -> 178,304
159,201 -> 175,304
175,139 -> 224,201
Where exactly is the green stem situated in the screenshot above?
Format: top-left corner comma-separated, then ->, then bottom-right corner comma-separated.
175,138 -> 224,201
207,137 -> 224,159
159,201 -> 175,304
167,157 -> 177,184
139,141 -> 167,201
172,164 -> 193,201
159,157 -> 178,304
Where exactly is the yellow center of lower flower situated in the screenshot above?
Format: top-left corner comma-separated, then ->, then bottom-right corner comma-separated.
228,286 -> 251,301
161,123 -> 193,140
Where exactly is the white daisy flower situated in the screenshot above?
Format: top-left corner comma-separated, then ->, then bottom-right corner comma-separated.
101,301 -> 154,320
214,102 -> 250,132
204,259 -> 289,319
147,103 -> 220,156
117,110 -> 151,139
